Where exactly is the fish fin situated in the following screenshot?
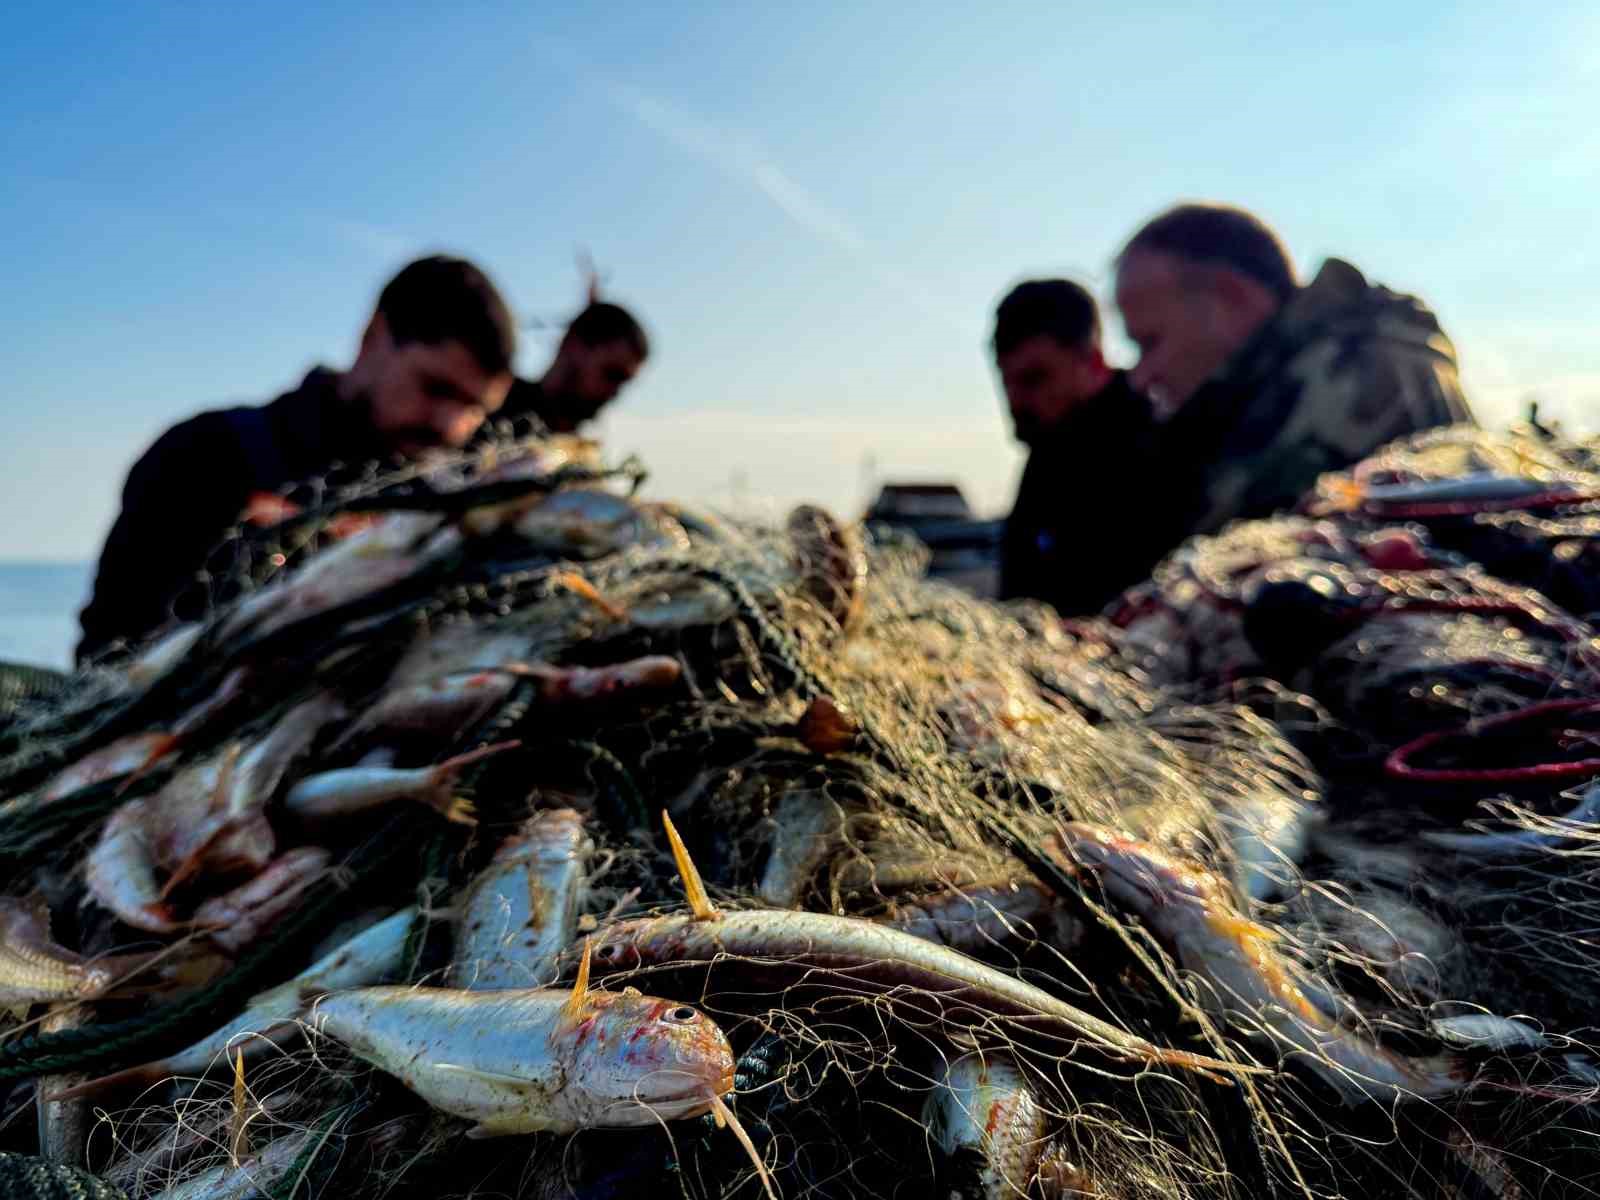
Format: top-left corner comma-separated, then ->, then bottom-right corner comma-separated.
549,572 -> 629,622
159,821 -> 233,901
562,937 -> 593,1024
45,1062 -> 166,1102
229,1050 -> 248,1166
663,809 -> 719,921
420,741 -> 523,825
1205,911 -> 1280,945
114,733 -> 182,796
435,1063 -> 538,1089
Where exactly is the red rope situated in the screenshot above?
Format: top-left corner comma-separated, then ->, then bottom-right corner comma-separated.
1386,698 -> 1600,784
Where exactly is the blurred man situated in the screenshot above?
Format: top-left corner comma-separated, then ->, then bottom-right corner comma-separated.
1115,203 -> 1473,539
993,279 -> 1168,614
78,255 -> 517,661
497,301 -> 649,435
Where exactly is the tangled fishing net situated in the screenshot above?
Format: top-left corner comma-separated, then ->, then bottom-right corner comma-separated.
3,423 -> 1600,1198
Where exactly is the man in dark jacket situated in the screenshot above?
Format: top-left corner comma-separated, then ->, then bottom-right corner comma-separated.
78,255 -> 518,662
1115,203 -> 1473,539
497,301 -> 649,435
992,279 -> 1167,614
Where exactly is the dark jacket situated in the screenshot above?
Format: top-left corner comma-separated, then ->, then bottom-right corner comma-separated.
999,372 -> 1168,615
78,368 -> 385,662
1159,258 -> 1474,540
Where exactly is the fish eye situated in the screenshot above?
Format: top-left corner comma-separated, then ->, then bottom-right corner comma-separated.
663,1006 -> 699,1025
596,944 -> 624,963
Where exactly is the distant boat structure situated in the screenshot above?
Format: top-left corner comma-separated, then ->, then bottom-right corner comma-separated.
863,482 -> 1001,599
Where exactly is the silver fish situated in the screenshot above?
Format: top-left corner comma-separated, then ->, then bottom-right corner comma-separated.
923,1052 -> 1049,1200
757,790 -> 850,907
452,809 -> 592,989
310,984 -> 735,1136
150,1128 -> 319,1200
54,907 -> 418,1100
1421,787 -> 1600,857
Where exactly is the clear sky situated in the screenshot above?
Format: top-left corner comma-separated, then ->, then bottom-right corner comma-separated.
4,2 -> 1599,562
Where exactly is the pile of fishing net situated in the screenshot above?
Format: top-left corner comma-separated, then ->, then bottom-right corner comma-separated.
1,425 -> 1599,1198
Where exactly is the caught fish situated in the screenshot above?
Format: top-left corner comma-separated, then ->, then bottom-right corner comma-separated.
1216,788 -> 1316,904
121,621 -> 204,690
520,655 -> 682,704
196,848 -> 333,955
757,790 -> 851,907
282,742 -> 519,827
309,979 -> 735,1135
149,1127 -> 319,1200
923,1052 -> 1049,1200
29,731 -> 179,808
512,489 -> 690,559
452,809 -> 592,989
581,908 -> 1253,1080
1420,786 -> 1600,857
53,907 -> 418,1100
876,877 -> 1085,955
80,695 -> 344,932
217,512 -> 440,642
1054,822 -> 1463,1102
0,897 -> 155,1006
328,669 -> 519,753
103,1090 -> 304,1196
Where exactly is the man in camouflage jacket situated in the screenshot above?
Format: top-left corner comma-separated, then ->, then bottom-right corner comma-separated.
1115,203 -> 1473,540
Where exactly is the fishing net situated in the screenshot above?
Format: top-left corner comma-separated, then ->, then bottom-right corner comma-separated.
2,424 -> 1600,1197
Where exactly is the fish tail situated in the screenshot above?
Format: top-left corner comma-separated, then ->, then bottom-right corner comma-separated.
44,1062 -> 167,1103
113,733 -> 182,796
419,741 -> 521,825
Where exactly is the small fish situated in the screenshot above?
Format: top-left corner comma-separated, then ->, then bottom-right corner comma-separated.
757,790 -> 851,907
53,908 -> 418,1101
103,1090 -> 304,1196
0,897 -> 154,1006
876,877 -> 1085,954
196,848 -> 333,955
512,488 -> 689,558
85,799 -> 179,932
149,1128 -> 319,1200
282,742 -> 518,827
1216,788 -> 1316,904
1421,787 -> 1600,857
30,731 -> 180,807
1359,472 -> 1574,505
452,809 -> 592,989
327,669 -> 519,753
121,621 -> 204,690
582,908 -> 1254,1081
520,655 -> 682,704
1054,822 -> 1462,1102
923,1052 -> 1049,1200
309,981 -> 735,1136
217,513 -> 439,642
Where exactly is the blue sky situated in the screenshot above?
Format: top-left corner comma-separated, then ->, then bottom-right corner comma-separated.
4,2 -> 1599,562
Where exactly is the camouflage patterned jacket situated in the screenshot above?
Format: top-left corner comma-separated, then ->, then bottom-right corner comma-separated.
1158,258 -> 1474,539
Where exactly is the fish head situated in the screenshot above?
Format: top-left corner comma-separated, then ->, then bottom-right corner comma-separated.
1051,823 -> 1221,936
565,990 -> 735,1125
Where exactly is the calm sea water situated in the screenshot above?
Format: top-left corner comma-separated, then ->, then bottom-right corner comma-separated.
0,562 -> 92,670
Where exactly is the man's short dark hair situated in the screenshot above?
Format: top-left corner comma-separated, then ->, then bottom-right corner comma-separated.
567,301 -> 650,359
1121,204 -> 1296,303
991,279 -> 1101,358
376,256 -> 517,376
